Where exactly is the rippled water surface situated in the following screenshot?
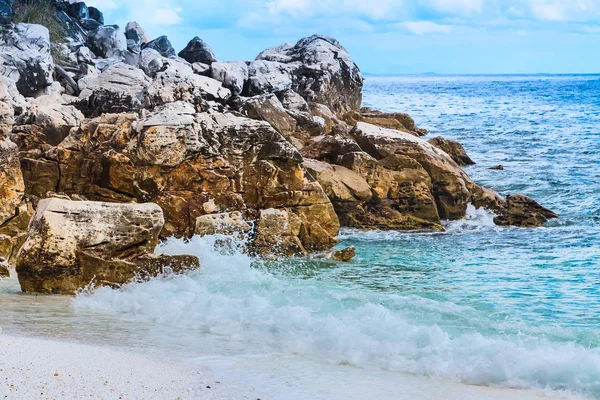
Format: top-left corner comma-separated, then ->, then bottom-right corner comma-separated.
2,75 -> 600,398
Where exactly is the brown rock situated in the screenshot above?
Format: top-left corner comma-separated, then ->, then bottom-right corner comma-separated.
350,108 -> 427,136
489,165 -> 504,170
0,261 -> 9,278
328,246 -> 356,262
240,94 -> 297,138
494,194 -> 558,228
428,137 -> 475,166
16,199 -> 200,294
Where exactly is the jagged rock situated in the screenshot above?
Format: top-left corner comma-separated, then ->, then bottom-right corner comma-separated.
88,6 -> 104,24
125,21 -> 148,44
253,35 -> 363,115
55,10 -> 87,44
211,61 -> 248,95
179,37 -> 217,64
195,211 -> 251,236
0,137 -> 24,226
428,137 -> 475,166
77,63 -> 151,116
494,194 -> 558,227
240,94 -> 296,137
16,198 -> 200,294
328,246 -> 356,262
87,25 -> 127,59
0,23 -> 54,96
138,48 -> 164,77
17,94 -> 84,145
143,35 -> 176,58
192,62 -> 210,76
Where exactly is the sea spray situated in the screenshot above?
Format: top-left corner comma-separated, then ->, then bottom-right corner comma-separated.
74,233 -> 600,397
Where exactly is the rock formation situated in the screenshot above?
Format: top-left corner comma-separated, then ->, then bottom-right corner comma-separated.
16,198 -> 200,294
0,1 -> 558,293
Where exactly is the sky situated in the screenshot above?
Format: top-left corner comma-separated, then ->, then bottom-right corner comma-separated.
85,0 -> 600,74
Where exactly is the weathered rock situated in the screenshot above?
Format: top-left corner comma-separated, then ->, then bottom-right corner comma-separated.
304,158 -> 371,214
247,60 -> 294,96
179,37 -> 217,64
77,63 -> 151,116
145,69 -> 231,107
253,35 -> 363,115
350,122 -> 472,220
354,108 -> 427,136
125,28 -> 142,54
125,21 -> 148,44
428,137 -> 475,166
0,23 -> 54,96
17,94 -> 84,145
0,260 -> 8,278
490,164 -> 504,170
0,72 -> 15,126
65,2 -> 88,20
143,36 -> 176,58
195,211 -> 251,236
494,194 -> 558,227
240,94 -> 296,137
210,61 -> 248,95
328,246 -> 356,262
0,137 -> 25,227
87,25 -> 127,59
16,198 -> 200,294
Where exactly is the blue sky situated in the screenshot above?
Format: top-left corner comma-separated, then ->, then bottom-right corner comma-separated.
86,0 -> 600,74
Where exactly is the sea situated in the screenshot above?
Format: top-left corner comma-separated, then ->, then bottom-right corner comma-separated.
1,74 -> 600,399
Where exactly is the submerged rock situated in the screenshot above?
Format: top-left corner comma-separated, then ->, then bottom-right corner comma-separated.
494,194 -> 558,227
16,198 -> 200,294
328,246 -> 356,262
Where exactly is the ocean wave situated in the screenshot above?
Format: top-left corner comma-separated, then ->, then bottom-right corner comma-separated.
74,235 -> 600,398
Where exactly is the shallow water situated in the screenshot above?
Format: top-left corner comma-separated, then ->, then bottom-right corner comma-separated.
1,75 -> 600,399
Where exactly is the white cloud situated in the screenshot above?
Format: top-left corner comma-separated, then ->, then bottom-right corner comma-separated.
399,21 -> 452,34
422,0 -> 483,15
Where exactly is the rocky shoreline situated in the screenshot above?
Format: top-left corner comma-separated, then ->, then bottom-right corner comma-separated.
0,0 -> 557,294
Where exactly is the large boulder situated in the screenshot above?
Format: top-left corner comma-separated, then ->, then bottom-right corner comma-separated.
77,63 -> 151,116
125,21 -> 149,44
252,35 -> 363,115
350,122 -> 472,220
210,61 -> 248,95
16,199 -> 200,294
178,37 -> 217,64
0,23 -> 54,97
0,0 -> 12,25
86,25 -> 127,59
348,108 -> 427,136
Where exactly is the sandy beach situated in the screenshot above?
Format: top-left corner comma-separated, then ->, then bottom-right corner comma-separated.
0,333 -> 585,400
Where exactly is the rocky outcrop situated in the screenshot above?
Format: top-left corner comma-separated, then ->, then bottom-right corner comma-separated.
252,35 -> 363,115
345,108 -> 427,137
428,137 -> 475,166
494,194 -> 558,227
211,61 -> 248,95
16,198 -> 200,294
86,25 -> 127,59
179,37 -> 217,65
143,36 -> 176,58
0,137 -> 25,228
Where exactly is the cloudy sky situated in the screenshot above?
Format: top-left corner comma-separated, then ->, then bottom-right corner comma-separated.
86,0 -> 600,74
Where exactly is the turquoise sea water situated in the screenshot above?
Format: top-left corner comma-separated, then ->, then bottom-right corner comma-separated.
2,75 -> 600,398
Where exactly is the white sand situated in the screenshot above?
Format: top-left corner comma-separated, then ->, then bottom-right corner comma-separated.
0,335 -> 256,400
0,334 -> 585,400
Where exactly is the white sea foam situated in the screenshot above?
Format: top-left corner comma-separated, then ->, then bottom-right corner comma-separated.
74,234 -> 600,398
